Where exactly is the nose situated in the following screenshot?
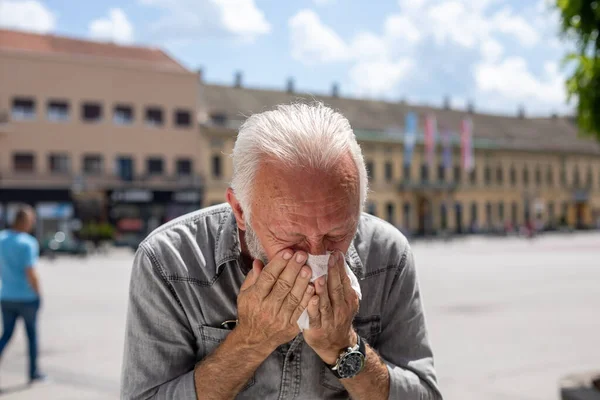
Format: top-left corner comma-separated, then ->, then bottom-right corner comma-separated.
305,238 -> 327,256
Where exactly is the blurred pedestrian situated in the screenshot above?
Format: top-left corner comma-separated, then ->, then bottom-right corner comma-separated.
0,205 -> 47,385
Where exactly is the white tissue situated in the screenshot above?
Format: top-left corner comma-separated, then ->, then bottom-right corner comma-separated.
297,253 -> 362,331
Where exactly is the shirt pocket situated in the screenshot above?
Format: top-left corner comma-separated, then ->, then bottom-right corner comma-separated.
196,325 -> 255,391
319,315 -> 382,392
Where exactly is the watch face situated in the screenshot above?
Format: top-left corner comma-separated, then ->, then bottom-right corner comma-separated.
338,351 -> 365,379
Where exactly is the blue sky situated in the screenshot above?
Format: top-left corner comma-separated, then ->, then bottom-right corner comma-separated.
0,0 -> 575,116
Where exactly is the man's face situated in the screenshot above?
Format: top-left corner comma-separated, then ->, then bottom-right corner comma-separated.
243,154 -> 360,263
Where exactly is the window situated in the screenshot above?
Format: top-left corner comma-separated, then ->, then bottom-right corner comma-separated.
403,202 -> 412,230
421,163 -> 429,182
510,166 -> 517,186
469,168 -> 477,185
561,202 -> 569,219
546,166 -> 554,186
560,166 -> 567,187
210,113 -> 227,125
366,161 -> 374,181
586,166 -> 593,188
498,202 -> 505,221
386,202 -> 395,224
485,202 -> 492,226
496,166 -> 504,185
523,166 -> 529,186
484,165 -> 492,185
176,158 -> 193,176
49,153 -> 70,174
212,154 -> 222,179
548,202 -> 555,224
573,165 -> 580,187
13,153 -> 35,172
175,109 -> 192,127
82,102 -> 102,122
114,105 -> 134,125
470,202 -> 478,224
440,204 -> 448,230
116,156 -> 134,181
403,165 -> 411,181
535,166 -> 542,186
384,162 -> 393,182
145,107 -> 164,127
453,165 -> 461,183
147,157 -> 164,175
367,202 -> 377,216
512,202 -> 518,225
47,100 -> 69,122
437,164 -> 445,181
83,154 -> 104,175
12,97 -> 36,120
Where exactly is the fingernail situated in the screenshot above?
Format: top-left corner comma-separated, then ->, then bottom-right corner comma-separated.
328,254 -> 335,267
312,298 -> 319,305
300,268 -> 309,278
306,285 -> 314,294
319,277 -> 326,286
283,251 -> 292,260
296,253 -> 306,263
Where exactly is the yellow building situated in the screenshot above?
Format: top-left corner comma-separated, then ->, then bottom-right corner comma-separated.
199,77 -> 600,235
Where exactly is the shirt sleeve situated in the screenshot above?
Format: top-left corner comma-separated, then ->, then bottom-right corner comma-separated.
120,244 -> 198,400
377,244 -> 443,400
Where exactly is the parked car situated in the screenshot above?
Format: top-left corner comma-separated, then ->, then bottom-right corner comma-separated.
40,231 -> 88,257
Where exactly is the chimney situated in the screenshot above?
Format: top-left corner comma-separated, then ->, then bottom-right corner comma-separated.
467,100 -> 475,114
234,71 -> 243,88
518,105 -> 526,119
443,95 -> 451,110
287,77 -> 295,94
331,82 -> 339,98
196,68 -> 204,83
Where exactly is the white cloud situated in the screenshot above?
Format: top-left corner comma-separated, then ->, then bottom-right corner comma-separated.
0,0 -> 56,33
481,38 -> 504,62
289,10 -> 350,63
288,1 -> 569,113
349,59 -> 414,96
89,8 -> 134,44
139,0 -> 270,41
491,8 -> 540,47
475,57 -> 565,105
383,14 -> 421,45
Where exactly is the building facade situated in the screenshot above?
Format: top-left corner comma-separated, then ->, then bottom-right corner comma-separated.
199,78 -> 600,235
0,29 -> 204,240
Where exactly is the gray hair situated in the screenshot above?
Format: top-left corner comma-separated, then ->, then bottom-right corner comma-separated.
230,102 -> 368,222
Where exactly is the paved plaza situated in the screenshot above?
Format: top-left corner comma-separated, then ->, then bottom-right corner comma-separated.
0,232 -> 598,399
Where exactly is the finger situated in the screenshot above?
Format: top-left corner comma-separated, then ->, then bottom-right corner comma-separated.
339,257 -> 359,311
240,259 -> 263,292
327,251 -> 345,308
280,264 -> 312,314
254,249 -> 293,298
307,295 -> 321,329
290,283 -> 315,324
315,275 -> 334,324
267,252 -> 308,303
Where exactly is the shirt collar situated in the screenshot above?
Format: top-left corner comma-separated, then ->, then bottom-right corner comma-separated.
215,208 -> 365,279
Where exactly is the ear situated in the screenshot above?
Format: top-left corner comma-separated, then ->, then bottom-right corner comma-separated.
226,187 -> 247,231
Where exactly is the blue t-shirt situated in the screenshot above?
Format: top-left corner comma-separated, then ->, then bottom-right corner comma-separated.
0,229 -> 39,301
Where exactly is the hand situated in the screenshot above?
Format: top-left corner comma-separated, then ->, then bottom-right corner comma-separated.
303,250 -> 360,365
234,250 -> 314,356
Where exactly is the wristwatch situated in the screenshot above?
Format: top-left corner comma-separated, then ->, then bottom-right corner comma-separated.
329,334 -> 367,379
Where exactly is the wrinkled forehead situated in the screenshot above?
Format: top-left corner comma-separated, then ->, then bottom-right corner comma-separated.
252,156 -> 360,232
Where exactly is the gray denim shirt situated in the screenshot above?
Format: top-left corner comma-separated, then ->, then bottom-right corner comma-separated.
121,204 -> 442,400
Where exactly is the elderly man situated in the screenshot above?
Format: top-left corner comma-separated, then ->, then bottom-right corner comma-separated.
121,103 -> 442,400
